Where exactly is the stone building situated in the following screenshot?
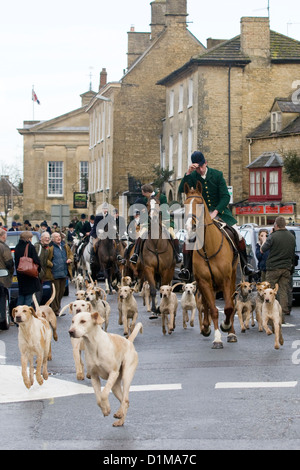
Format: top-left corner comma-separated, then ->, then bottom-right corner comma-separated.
87,0 -> 205,211
157,17 -> 300,222
18,90 -> 96,225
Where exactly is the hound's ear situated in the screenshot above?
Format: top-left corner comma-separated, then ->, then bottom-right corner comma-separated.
274,283 -> 279,294
12,308 -> 16,319
184,183 -> 190,195
87,302 -> 93,312
85,280 -> 89,287
91,311 -> 104,325
30,307 -> 38,318
69,303 -> 74,313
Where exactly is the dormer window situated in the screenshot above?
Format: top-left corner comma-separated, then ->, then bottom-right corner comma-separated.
271,111 -> 282,133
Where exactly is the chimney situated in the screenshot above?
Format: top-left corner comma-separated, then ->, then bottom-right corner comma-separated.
240,17 -> 270,62
165,0 -> 187,27
99,68 -> 107,90
150,0 -> 167,40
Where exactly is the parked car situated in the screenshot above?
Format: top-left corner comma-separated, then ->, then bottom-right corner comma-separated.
6,231 -> 53,312
239,223 -> 300,302
0,269 -> 10,330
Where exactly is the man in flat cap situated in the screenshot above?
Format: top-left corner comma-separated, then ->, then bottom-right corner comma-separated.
178,151 -> 256,280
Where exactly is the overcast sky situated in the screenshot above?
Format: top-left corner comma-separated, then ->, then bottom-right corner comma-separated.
1,0 -> 300,175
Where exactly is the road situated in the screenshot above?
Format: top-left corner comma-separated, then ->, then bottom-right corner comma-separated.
1,282 -> 300,451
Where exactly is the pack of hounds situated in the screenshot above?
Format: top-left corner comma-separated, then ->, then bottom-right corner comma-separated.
11,274 -> 284,426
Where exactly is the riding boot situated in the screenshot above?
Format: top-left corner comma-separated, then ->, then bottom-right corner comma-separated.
238,238 -> 259,278
178,248 -> 192,281
129,238 -> 141,264
170,237 -> 182,263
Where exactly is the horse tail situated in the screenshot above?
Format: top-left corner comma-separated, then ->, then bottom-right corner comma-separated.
128,322 -> 143,343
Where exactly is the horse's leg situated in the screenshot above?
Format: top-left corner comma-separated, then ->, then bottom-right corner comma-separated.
220,277 -> 237,343
200,283 -> 222,349
144,267 -> 157,316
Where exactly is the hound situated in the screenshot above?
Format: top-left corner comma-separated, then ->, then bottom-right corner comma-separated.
180,282 -> 197,329
12,306 -> 52,389
140,280 -> 151,313
159,285 -> 178,335
118,286 -> 138,337
69,311 -> 142,426
233,281 -> 256,333
32,284 -> 58,346
262,284 -> 284,349
255,281 -> 272,332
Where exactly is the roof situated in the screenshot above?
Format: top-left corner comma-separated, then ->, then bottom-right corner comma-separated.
273,98 -> 300,113
157,30 -> 300,85
0,176 -> 21,197
247,152 -> 283,169
247,114 -> 300,139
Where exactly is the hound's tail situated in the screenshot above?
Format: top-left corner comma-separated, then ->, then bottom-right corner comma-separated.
45,284 -> 56,306
128,322 -> 143,343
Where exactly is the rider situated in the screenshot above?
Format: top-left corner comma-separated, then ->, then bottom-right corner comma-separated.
90,203 -> 123,264
178,151 -> 258,281
75,214 -> 93,262
129,184 -> 181,264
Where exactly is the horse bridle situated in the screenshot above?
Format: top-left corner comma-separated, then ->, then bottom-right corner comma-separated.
184,193 -> 224,261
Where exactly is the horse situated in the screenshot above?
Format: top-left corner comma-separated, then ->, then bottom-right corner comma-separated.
139,194 -> 176,315
95,237 -> 121,294
183,181 -> 238,349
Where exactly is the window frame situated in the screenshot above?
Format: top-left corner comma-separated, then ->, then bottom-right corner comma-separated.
248,167 -> 282,201
47,161 -> 63,197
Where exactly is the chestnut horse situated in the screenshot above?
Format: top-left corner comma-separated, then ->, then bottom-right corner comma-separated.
184,182 -> 238,348
140,196 -> 176,314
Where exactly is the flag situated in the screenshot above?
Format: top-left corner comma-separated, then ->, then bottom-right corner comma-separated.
32,89 -> 40,105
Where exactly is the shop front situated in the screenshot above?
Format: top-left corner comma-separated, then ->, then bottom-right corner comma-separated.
235,202 -> 295,226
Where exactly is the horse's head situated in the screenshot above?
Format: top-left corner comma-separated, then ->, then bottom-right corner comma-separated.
183,182 -> 205,238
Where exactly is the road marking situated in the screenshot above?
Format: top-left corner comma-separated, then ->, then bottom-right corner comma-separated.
215,381 -> 298,389
0,365 -> 181,404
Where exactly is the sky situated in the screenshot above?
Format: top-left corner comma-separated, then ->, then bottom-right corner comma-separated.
1,0 -> 300,177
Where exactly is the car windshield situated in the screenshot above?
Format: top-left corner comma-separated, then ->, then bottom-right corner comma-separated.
6,233 -> 40,249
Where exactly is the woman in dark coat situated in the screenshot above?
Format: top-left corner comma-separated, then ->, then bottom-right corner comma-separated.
14,231 -> 41,306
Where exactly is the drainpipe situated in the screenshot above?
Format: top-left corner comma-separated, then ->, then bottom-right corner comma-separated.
228,64 -> 232,186
248,138 -> 253,164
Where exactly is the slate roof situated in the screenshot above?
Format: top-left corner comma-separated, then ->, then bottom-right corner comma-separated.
0,176 -> 21,197
247,152 -> 283,169
247,114 -> 300,139
157,30 -> 300,84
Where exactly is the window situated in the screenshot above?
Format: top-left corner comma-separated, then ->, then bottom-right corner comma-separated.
271,112 -> 282,133
79,162 -> 89,192
169,90 -> 174,117
169,135 -> 173,170
177,132 -> 183,177
249,168 -> 282,201
178,84 -> 183,113
188,79 -> 193,108
48,161 -> 63,197
187,127 -> 193,167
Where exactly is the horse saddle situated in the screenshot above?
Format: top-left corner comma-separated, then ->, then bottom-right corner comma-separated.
213,220 -> 239,252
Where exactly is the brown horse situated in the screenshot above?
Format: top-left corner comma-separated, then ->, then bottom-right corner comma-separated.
140,196 -> 176,314
95,237 -> 121,294
183,182 -> 238,349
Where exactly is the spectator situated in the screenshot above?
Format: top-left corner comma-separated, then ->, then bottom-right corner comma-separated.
23,220 -> 31,231
14,231 -> 41,306
51,222 -> 60,233
34,231 -> 52,304
261,216 -> 296,322
40,221 -> 51,235
46,232 -> 73,315
255,229 -> 269,282
0,228 -> 14,288
8,221 -> 18,232
67,223 -> 76,246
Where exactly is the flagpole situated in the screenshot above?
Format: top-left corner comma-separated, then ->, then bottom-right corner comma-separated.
32,85 -> 34,120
